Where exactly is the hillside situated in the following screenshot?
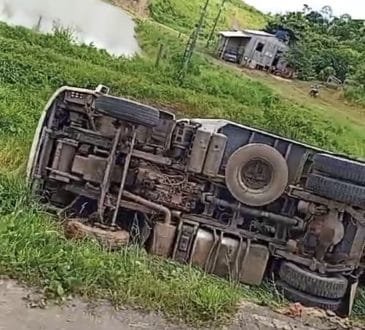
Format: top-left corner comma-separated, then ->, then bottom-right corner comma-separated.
110,0 -> 267,32
149,0 -> 267,33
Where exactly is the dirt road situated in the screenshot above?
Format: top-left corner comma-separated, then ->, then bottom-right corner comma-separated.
0,279 -> 359,330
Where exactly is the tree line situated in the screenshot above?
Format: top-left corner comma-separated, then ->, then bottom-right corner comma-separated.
265,4 -> 365,96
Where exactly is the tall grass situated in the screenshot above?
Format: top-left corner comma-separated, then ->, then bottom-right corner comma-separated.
0,174 -> 280,324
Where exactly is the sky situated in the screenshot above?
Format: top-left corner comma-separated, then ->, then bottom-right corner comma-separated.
244,0 -> 365,19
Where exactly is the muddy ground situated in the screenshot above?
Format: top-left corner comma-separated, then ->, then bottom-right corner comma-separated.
0,279 -> 361,330
110,0 -> 150,16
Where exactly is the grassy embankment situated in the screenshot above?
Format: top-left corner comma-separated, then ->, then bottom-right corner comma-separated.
0,10 -> 365,326
149,0 -> 266,33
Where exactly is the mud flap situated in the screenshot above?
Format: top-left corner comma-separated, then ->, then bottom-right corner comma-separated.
149,223 -> 177,257
344,280 -> 358,316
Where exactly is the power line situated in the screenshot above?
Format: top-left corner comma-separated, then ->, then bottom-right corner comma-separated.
206,0 -> 227,47
178,0 -> 211,83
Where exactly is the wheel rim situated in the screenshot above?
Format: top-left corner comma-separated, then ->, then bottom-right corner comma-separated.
240,158 -> 273,191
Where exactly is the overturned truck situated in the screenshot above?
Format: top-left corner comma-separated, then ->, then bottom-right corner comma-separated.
28,85 -> 365,315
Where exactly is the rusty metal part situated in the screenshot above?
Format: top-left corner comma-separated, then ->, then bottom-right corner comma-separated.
348,223 -> 365,264
134,165 -> 203,212
131,149 -> 172,166
315,209 -> 344,262
203,133 -> 227,177
297,201 -> 327,216
98,127 -> 122,219
122,191 -> 171,224
65,219 -> 129,250
205,195 -> 300,227
274,248 -> 355,273
182,213 -> 286,245
51,139 -> 78,173
289,186 -> 346,211
188,128 -> 211,173
149,222 -> 177,257
111,129 -> 137,226
175,222 -> 269,286
46,168 -> 81,183
36,128 -> 53,177
298,208 -> 345,264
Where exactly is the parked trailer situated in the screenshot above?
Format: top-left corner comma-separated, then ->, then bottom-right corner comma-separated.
28,85 -> 365,316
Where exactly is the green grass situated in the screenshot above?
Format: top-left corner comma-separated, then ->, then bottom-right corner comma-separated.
0,175 -> 280,324
149,0 -> 267,35
136,21 -> 365,158
0,17 -> 365,324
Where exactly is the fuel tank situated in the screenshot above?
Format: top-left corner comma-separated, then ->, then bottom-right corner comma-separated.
172,223 -> 269,286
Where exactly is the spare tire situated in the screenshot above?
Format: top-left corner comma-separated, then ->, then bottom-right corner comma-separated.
225,144 -> 289,207
313,153 -> 365,185
95,95 -> 160,127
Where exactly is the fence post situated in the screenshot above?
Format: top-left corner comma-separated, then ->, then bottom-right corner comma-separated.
155,43 -> 164,67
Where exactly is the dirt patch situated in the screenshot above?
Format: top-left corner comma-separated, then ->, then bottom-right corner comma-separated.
0,279 -> 362,329
110,0 -> 150,17
233,301 -> 362,330
272,75 -> 293,83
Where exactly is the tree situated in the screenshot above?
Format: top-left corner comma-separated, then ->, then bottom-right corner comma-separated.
265,8 -> 365,85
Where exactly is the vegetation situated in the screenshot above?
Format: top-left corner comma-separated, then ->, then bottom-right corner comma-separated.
265,5 -> 365,104
0,0 -> 365,324
1,174 -> 285,324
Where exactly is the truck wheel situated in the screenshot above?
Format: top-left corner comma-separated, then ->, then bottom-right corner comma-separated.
277,281 -> 342,311
95,95 -> 160,127
279,262 -> 348,299
306,173 -> 365,208
225,144 -> 288,207
313,153 -> 365,185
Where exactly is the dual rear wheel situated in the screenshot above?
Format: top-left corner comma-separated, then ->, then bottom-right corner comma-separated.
278,262 -> 348,311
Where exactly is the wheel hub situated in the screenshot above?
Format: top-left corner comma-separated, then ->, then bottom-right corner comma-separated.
241,159 -> 273,190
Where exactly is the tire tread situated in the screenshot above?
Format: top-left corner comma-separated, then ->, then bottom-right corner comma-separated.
313,153 -> 365,185
277,281 -> 342,311
305,173 -> 365,208
279,262 -> 347,299
95,95 -> 160,127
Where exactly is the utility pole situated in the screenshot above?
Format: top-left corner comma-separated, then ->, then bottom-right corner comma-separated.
34,15 -> 43,32
155,43 -> 164,67
178,0 -> 211,82
206,0 -> 227,47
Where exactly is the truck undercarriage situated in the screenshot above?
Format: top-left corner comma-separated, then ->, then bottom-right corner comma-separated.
28,85 -> 365,316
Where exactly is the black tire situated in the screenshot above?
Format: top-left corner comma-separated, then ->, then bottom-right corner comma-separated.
306,173 -> 365,208
313,153 -> 365,185
225,144 -> 288,207
279,262 -> 348,299
95,95 -> 160,127
277,281 -> 342,311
